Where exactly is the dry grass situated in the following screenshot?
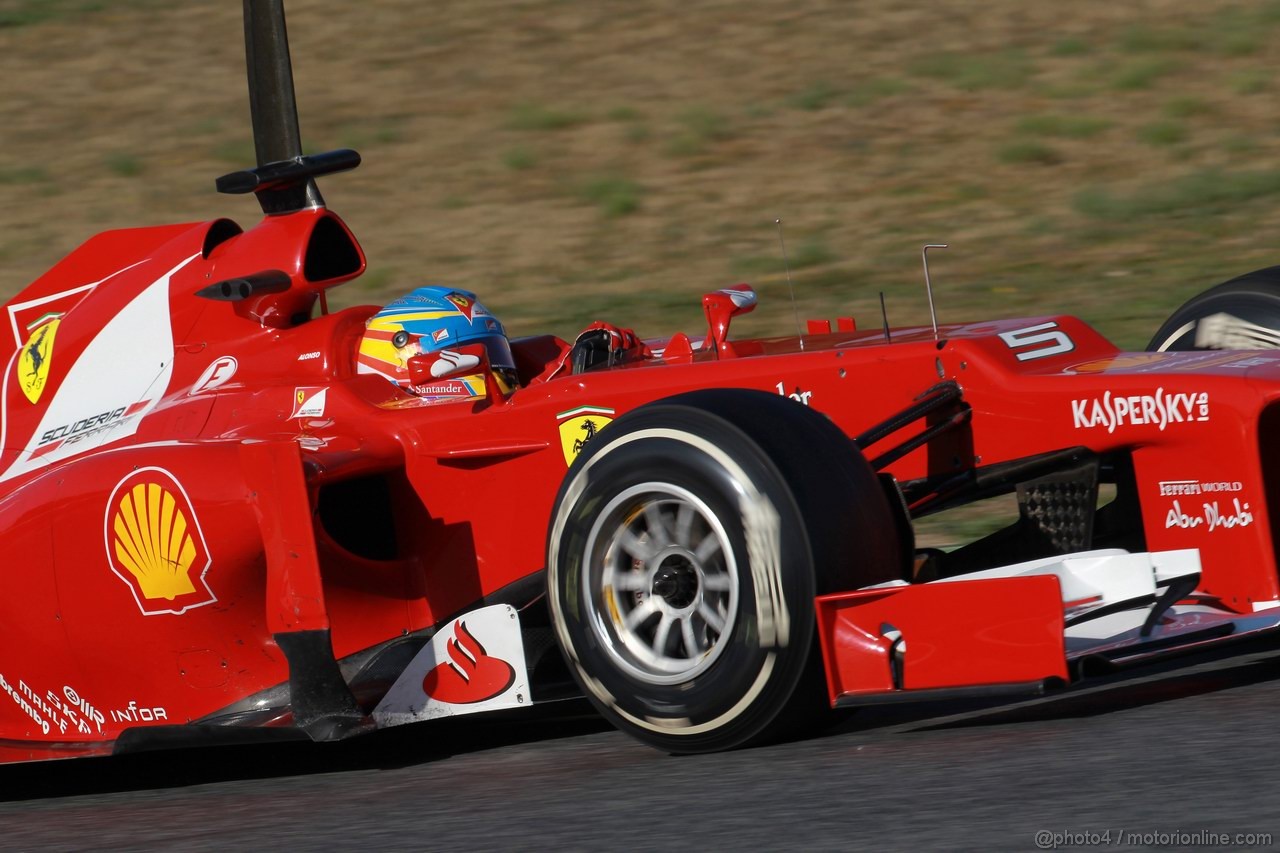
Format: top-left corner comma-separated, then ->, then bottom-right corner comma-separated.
2,0 -> 1280,349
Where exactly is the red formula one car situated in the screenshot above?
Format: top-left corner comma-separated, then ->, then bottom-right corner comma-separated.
6,1 -> 1280,763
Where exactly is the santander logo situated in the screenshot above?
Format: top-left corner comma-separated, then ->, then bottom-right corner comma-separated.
370,603 -> 528,725
422,620 -> 516,704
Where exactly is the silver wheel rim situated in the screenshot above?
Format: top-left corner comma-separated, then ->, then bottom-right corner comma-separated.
582,482 -> 739,685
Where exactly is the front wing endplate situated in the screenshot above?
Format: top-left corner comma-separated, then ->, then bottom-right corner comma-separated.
816,577 -> 1069,705
372,604 -> 531,727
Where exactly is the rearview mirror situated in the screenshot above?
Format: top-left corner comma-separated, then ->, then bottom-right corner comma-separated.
702,283 -> 757,358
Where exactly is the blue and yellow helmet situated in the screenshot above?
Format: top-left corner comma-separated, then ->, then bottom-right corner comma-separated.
357,286 -> 517,401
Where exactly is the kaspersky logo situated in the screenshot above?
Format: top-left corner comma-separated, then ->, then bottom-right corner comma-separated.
105,468 -> 215,616
18,316 -> 60,404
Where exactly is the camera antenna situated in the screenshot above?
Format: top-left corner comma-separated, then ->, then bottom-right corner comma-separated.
921,243 -> 948,340
775,219 -> 805,350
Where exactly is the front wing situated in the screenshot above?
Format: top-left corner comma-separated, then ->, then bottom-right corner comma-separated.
816,548 -> 1280,706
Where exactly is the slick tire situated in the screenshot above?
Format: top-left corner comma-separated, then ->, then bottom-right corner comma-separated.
546,388 -> 903,753
1148,267 -> 1280,352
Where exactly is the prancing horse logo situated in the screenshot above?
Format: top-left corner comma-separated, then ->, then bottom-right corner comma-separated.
556,405 -> 616,465
18,317 -> 61,404
572,419 -> 599,456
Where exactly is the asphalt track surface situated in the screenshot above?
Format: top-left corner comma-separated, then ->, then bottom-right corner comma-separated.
4,642 -> 1280,851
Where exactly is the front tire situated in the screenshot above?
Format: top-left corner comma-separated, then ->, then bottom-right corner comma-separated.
546,389 -> 902,753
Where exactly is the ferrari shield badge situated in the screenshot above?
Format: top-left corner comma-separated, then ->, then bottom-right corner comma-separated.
444,291 -> 476,321
105,467 -> 215,616
371,604 -> 529,726
18,317 -> 60,404
557,405 -> 615,465
291,386 -> 328,418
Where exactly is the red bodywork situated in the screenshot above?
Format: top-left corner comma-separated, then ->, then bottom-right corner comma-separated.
3,198 -> 1280,763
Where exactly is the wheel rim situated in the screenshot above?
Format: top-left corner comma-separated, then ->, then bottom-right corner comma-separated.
582,483 -> 739,685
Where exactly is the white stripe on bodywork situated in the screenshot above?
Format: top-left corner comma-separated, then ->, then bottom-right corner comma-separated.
6,258 -> 149,349
0,254 -> 196,482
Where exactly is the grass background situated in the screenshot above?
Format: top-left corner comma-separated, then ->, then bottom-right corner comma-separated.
2,0 -> 1279,351
3,0 -> 1278,547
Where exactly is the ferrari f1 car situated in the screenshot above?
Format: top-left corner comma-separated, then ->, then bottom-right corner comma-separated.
6,0 -> 1280,763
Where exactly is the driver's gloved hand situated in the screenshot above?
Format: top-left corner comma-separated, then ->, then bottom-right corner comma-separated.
569,323 -> 650,374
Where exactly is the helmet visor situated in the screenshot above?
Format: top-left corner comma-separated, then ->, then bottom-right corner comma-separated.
476,333 -> 516,372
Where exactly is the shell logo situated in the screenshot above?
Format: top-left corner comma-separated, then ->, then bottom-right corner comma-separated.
104,468 -> 215,616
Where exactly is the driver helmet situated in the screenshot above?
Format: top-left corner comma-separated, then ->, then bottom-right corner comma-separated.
357,286 -> 518,401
